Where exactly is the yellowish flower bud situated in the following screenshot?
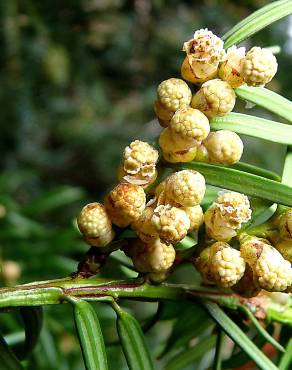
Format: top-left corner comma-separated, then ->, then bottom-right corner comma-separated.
147,271 -> 169,284
255,244 -> 292,292
242,47 -> 278,87
203,130 -> 243,165
204,206 -> 237,241
195,242 -> 245,287
131,207 -> 158,243
154,100 -> 174,128
128,239 -> 176,273
240,236 -> 292,292
159,127 -> 197,163
157,78 -> 192,112
105,183 -> 146,227
240,236 -> 268,267
218,46 -> 246,88
277,209 -> 292,240
151,205 -> 190,244
77,203 -> 115,247
211,244 -> 246,288
275,239 -> 292,263
194,243 -> 216,283
152,179 -> 179,208
216,191 -> 252,226
181,29 -> 226,84
170,107 -> 210,142
193,144 -> 209,163
205,192 -> 252,241
191,79 -> 236,118
183,205 -> 204,232
118,140 -> 159,187
165,170 -> 206,207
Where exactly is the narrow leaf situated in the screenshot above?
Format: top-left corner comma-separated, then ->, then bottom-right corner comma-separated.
239,305 -> 284,352
223,0 -> 292,48
282,148 -> 292,186
14,307 -> 43,360
71,298 -> 108,370
279,338 -> 292,370
222,335 -> 266,369
203,303 -> 278,370
231,162 -> 281,182
235,86 -> 292,124
213,329 -> 224,370
159,304 -> 211,358
170,162 -> 292,207
222,0 -> 289,39
210,113 -> 292,145
0,333 -> 23,370
165,335 -> 216,370
116,308 -> 154,370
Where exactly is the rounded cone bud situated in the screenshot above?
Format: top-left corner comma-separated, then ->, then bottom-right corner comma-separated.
170,107 -> 210,142
132,207 -> 158,243
165,170 -> 206,207
105,183 -> 146,227
154,100 -> 174,127
275,239 -> 292,262
255,244 -> 292,292
77,203 -> 115,247
195,242 -> 245,287
181,29 -> 226,84
194,243 -> 218,284
205,192 -> 252,241
151,205 -> 190,244
147,271 -> 169,284
157,78 -> 192,112
153,180 -> 181,208
211,245 -> 246,288
277,209 -> 292,240
204,206 -> 237,241
203,130 -> 243,165
119,140 -> 159,187
183,205 -> 204,232
159,127 -> 197,163
147,239 -> 176,272
242,47 -> 277,87
240,235 -> 268,267
218,46 -> 246,88
194,144 -> 209,163
127,239 -> 175,273
191,79 -> 236,118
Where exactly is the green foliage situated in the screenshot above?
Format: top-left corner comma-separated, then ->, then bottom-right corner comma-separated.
0,333 -> 23,370
71,298 -> 108,370
115,305 -> 154,370
203,303 -> 278,370
14,307 -> 43,360
0,1 -> 292,369
210,113 -> 292,145
222,0 -> 292,48
235,86 -> 292,123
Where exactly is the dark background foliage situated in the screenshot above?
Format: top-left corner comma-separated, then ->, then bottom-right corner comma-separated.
0,1 -> 291,368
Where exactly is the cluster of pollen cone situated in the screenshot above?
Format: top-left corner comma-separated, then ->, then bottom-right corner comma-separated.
77,29 -> 292,295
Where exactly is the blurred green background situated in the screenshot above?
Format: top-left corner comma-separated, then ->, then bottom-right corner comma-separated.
0,0 -> 291,369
